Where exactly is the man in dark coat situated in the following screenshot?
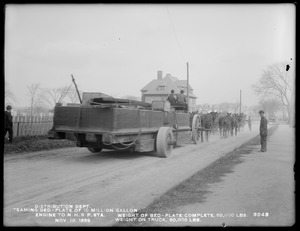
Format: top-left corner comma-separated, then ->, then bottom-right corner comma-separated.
176,90 -> 188,112
4,105 -> 13,143
259,110 -> 268,152
167,89 -> 177,105
176,90 -> 187,104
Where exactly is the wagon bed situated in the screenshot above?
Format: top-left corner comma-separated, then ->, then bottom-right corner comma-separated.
49,97 -> 201,157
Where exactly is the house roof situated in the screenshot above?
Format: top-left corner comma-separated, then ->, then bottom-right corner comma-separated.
175,80 -> 193,91
141,74 -> 197,98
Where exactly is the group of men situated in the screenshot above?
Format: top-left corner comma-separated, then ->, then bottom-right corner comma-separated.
167,89 -> 187,105
166,89 -> 268,152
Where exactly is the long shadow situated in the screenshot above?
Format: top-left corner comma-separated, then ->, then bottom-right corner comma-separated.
71,148 -> 162,164
71,141 -> 188,163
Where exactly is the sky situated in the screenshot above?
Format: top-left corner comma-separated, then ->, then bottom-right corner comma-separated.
4,3 -> 295,108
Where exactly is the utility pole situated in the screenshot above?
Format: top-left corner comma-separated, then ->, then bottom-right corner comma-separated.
187,62 -> 189,112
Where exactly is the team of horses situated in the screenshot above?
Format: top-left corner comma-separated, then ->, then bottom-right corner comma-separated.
189,111 -> 247,142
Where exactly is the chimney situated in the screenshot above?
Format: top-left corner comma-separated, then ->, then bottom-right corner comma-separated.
166,74 -> 171,78
157,70 -> 163,80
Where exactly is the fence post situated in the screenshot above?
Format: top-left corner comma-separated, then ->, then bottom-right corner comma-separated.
13,116 -> 18,138
46,115 -> 49,134
37,116 -> 40,135
20,116 -> 24,136
26,116 -> 30,136
42,115 -> 45,134
17,117 -> 20,137
30,116 -> 33,136
48,115 -> 53,133
33,116 -> 37,136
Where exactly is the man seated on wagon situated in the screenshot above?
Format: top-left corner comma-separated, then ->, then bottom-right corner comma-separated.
176,90 -> 187,104
167,89 -> 177,106
174,90 -> 188,112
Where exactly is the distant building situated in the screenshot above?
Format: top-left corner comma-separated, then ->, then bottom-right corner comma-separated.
140,71 -> 197,110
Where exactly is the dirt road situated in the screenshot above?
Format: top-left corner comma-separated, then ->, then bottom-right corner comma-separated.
120,124 -> 294,227
4,124 -> 261,226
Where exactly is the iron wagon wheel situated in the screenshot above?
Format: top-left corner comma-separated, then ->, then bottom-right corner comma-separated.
156,127 -> 174,158
191,114 -> 201,144
87,147 -> 103,153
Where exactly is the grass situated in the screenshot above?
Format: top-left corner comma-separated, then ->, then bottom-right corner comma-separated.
3,135 -> 76,155
115,124 -> 279,227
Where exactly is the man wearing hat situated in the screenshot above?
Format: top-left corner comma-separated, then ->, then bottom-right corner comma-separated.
4,105 -> 13,143
259,110 -> 268,152
167,89 -> 177,105
176,89 -> 187,104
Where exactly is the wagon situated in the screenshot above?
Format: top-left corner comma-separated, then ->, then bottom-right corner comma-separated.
49,94 -> 201,157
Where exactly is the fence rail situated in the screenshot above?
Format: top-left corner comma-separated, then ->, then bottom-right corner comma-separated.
11,115 -> 54,137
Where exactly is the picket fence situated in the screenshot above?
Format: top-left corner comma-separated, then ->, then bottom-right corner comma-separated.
11,115 -> 54,137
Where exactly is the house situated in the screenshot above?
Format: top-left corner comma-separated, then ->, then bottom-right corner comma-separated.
140,71 -> 197,110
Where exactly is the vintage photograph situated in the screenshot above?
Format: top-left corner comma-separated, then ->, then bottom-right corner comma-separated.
4,3 -> 295,227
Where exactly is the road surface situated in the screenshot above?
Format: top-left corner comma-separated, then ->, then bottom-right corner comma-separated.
4,123 -> 268,226
127,124 -> 295,227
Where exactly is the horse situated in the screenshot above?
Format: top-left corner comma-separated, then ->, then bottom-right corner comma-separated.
209,111 -> 219,134
230,113 -> 239,136
218,113 -> 232,138
189,111 -> 213,142
199,112 -> 213,142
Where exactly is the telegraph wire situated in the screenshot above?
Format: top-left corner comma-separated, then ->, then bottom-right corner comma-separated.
165,5 -> 186,63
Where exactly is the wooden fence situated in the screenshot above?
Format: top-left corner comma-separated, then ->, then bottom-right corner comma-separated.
11,115 -> 54,137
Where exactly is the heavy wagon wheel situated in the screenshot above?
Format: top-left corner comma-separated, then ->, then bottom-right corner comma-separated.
156,127 -> 174,158
191,114 -> 201,144
87,147 -> 103,153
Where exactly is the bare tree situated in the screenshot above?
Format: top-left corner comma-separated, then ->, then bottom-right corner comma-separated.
42,85 -> 72,108
259,98 -> 282,117
247,105 -> 261,118
252,62 -> 295,123
5,81 -> 17,105
27,83 -> 45,117
67,89 -> 82,103
217,102 -> 237,113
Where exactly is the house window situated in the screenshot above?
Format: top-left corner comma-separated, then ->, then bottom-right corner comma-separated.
158,86 -> 166,91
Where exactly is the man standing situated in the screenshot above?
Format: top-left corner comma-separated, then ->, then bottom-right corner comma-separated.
259,110 -> 268,152
248,116 -> 252,131
4,105 -> 13,143
167,89 -> 177,105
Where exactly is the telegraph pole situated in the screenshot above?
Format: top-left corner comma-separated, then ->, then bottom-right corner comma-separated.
187,62 -> 189,111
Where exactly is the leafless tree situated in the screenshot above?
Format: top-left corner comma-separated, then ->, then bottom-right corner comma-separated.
27,83 -> 45,117
259,98 -> 282,117
247,105 -> 261,118
5,81 -> 17,105
67,89 -> 82,103
42,85 -> 72,108
217,102 -> 237,113
252,62 -> 295,123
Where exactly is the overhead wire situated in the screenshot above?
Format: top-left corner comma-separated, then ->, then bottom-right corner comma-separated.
165,5 -> 186,63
